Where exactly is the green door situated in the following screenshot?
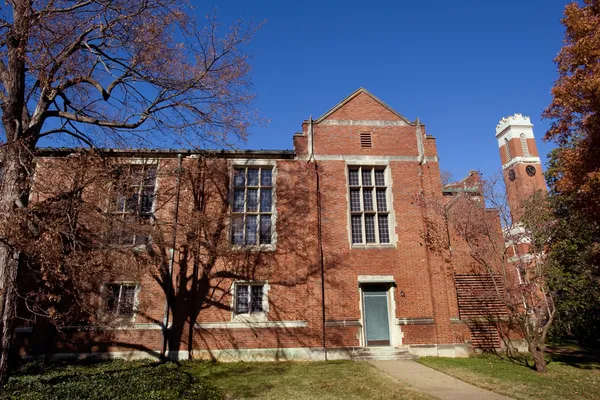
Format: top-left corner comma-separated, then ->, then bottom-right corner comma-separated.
362,284 -> 391,347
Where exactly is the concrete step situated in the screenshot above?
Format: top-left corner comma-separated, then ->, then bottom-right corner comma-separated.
353,354 -> 417,361
351,347 -> 417,361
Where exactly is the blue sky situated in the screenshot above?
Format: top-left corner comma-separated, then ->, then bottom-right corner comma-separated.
206,0 -> 568,181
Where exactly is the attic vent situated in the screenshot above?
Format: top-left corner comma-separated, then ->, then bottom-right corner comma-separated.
360,132 -> 372,149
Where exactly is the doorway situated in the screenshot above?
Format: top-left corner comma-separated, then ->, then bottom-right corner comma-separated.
362,284 -> 391,347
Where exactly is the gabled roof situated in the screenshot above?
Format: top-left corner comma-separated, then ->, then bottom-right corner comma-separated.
314,87 -> 415,125
442,171 -> 482,194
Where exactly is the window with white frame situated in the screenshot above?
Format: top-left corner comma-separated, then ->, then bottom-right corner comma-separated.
103,283 -> 137,319
231,167 -> 274,246
110,164 -> 157,246
234,283 -> 265,315
348,167 -> 391,245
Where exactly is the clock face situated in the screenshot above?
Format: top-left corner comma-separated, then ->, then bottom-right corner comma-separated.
508,169 -> 516,181
526,165 -> 537,177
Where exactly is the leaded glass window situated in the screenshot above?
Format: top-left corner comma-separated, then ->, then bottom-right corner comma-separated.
231,167 -> 274,246
348,167 -> 391,245
235,283 -> 265,314
104,283 -> 137,318
111,164 -> 157,246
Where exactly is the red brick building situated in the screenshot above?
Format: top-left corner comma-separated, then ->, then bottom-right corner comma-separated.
15,88 -> 546,360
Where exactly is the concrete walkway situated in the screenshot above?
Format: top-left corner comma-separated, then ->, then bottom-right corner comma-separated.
369,360 -> 514,400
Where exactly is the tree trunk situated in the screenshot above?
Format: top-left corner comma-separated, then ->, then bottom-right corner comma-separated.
0,145 -> 33,384
529,340 -> 548,373
0,247 -> 19,385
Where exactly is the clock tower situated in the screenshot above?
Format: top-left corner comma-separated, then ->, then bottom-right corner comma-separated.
495,114 -> 547,221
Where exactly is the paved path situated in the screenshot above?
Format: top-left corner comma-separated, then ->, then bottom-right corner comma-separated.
369,360 -> 514,400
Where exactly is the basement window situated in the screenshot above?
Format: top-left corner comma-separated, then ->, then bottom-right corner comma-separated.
360,132 -> 372,149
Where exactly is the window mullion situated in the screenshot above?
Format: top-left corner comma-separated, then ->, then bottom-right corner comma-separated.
117,285 -> 123,315
358,166 -> 362,186
137,166 -> 144,215
243,167 -> 248,244
359,167 -> 365,244
373,187 -> 380,243
371,168 -> 375,190
256,184 -> 261,244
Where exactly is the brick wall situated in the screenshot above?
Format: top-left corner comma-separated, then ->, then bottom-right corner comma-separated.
15,88 -> 520,358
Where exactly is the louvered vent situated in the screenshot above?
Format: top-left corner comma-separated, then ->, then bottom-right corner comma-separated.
360,132 -> 372,148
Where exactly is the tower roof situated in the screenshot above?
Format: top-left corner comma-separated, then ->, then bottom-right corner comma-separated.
496,114 -> 533,137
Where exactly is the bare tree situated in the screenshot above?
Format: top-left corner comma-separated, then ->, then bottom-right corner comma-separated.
4,152 -> 156,325
420,172 -> 555,372
0,0 -> 260,383
440,169 -> 454,186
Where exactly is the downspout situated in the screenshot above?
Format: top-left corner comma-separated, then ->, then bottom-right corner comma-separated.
308,117 -> 328,360
162,153 -> 183,360
188,247 -> 199,360
416,118 -> 440,341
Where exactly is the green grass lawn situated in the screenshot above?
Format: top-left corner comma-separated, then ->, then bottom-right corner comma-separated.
417,351 -> 600,400
0,359 -> 433,400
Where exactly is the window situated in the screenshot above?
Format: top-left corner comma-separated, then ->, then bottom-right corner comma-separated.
348,167 -> 391,245
231,167 -> 274,246
504,138 -> 512,161
234,283 -> 265,315
520,134 -> 529,156
110,164 -> 157,245
103,283 -> 137,319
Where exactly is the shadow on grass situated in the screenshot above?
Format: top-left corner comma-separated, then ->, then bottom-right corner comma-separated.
3,359 -> 221,400
479,345 -> 600,371
183,361 -> 294,398
546,346 -> 600,370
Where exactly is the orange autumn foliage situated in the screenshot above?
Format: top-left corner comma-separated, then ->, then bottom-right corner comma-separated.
544,0 -> 600,216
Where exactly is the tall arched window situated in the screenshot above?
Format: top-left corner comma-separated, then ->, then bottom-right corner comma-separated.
520,133 -> 529,156
505,138 -> 512,161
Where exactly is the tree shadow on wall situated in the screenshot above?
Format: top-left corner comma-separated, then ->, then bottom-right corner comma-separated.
147,156 -> 349,361
11,152 -> 351,362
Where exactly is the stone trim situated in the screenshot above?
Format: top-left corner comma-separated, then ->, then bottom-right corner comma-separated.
195,320 -> 308,329
57,323 -> 164,331
396,318 -> 435,325
408,344 -> 469,358
20,345 -> 476,362
22,350 -> 189,361
501,156 -> 541,170
312,155 -> 438,162
358,275 -> 395,284
192,347 -> 353,362
324,320 -> 362,327
320,120 -> 409,127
